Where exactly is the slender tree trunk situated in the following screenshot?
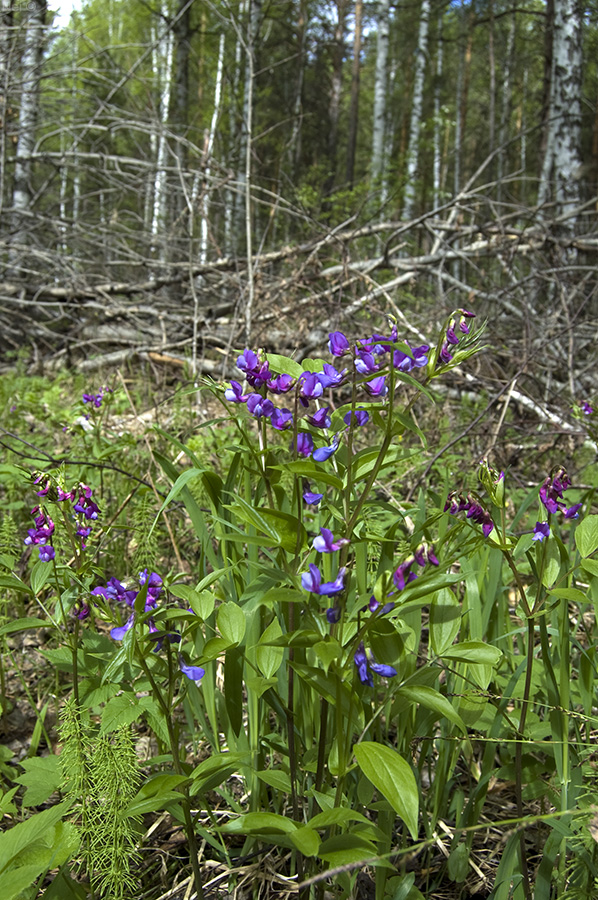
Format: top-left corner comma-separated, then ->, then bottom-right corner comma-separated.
287,0 -> 307,181
371,0 -> 390,192
496,10 -> 515,204
0,0 -> 14,216
10,0 -> 47,269
324,0 -> 347,198
345,0 -> 362,188
538,0 -> 583,228
151,12 -> 175,265
488,0 -> 495,169
236,0 -> 260,251
403,0 -> 430,220
432,12 -> 443,209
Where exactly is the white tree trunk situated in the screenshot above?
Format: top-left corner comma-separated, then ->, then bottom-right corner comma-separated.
496,11 -> 515,203
538,0 -> 583,227
403,0 -> 430,220
151,14 -> 175,263
432,13 -> 443,209
236,0 -> 260,250
370,0 -> 390,187
11,0 -> 47,259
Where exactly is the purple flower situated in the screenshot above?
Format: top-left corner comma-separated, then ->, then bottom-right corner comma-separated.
179,657 -> 205,682
393,560 -> 417,591
354,642 -> 396,686
225,380 -> 248,402
368,596 -> 395,615
446,325 -> 459,346
328,331 -> 350,357
246,393 -> 275,418
313,433 -> 340,462
73,485 -> 100,520
344,409 -> 369,427
38,545 -> 55,562
270,408 -> 293,430
326,606 -> 341,624
267,374 -> 295,394
355,351 -> 378,375
427,546 -> 439,566
563,503 -> 582,519
533,521 -> 550,542
582,401 -> 594,415
299,372 -> 324,401
237,349 -> 271,388
295,433 -> 314,458
110,615 -> 134,641
363,376 -> 387,397
308,406 -> 331,429
439,344 -> 453,364
313,527 -> 349,553
300,564 -> 347,595
303,490 -> 323,506
318,364 -> 346,389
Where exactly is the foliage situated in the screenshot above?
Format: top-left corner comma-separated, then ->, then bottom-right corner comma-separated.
1,314 -> 598,900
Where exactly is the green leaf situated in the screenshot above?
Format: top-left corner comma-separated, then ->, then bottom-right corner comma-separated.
256,619 -> 284,678
15,756 -> 61,807
0,617 -> 47,638
547,587 -> 588,604
0,575 -> 32,595
318,834 -> 383,867
291,826 -> 320,856
369,618 -> 407,664
353,742 -> 419,839
190,752 -> 249,796
256,769 -> 292,793
308,808 -> 371,829
429,589 -> 461,656
0,800 -> 72,874
220,812 -> 297,835
439,641 -> 501,667
264,353 -> 305,379
581,558 -> 598,577
99,694 -> 142,734
30,560 -> 52,596
125,774 -> 189,817
541,539 -> 561,588
397,685 -> 466,734
217,603 -> 246,645
575,515 -> 598,558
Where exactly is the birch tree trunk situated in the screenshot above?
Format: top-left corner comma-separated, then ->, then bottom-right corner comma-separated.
402,0 -> 430,220
496,11 -> 515,203
324,0 -> 348,198
370,0 -> 390,192
151,12 -> 175,266
345,0 -> 362,188
236,0 -> 261,251
538,0 -> 583,228
0,0 -> 14,215
287,0 -> 307,181
10,0 -> 47,269
432,12 -> 443,209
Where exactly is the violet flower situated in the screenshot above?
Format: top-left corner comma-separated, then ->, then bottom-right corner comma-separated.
328,331 -> 350,357
313,433 -> 340,462
246,393 -> 275,418
295,433 -> 314,457
308,406 -> 331,429
303,490 -> 323,506
344,409 -> 369,427
354,641 -> 397,687
363,376 -> 387,397
270,408 -> 293,430
301,564 -> 347,595
179,657 -> 205,682
318,364 -> 346,389
225,380 -> 248,402
533,521 -> 550,542
313,527 -> 349,553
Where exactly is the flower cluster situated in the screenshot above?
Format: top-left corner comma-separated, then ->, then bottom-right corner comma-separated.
23,509 -> 55,562
92,570 -> 204,681
223,325 -> 432,464
82,385 -> 112,408
26,475 -> 101,557
437,309 -> 476,366
533,466 -> 582,541
354,642 -> 397,687
444,492 -> 494,537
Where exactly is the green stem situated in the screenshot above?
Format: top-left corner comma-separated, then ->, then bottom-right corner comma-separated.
137,653 -> 205,900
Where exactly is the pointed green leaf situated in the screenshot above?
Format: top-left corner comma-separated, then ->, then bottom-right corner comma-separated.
353,742 -> 419,839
